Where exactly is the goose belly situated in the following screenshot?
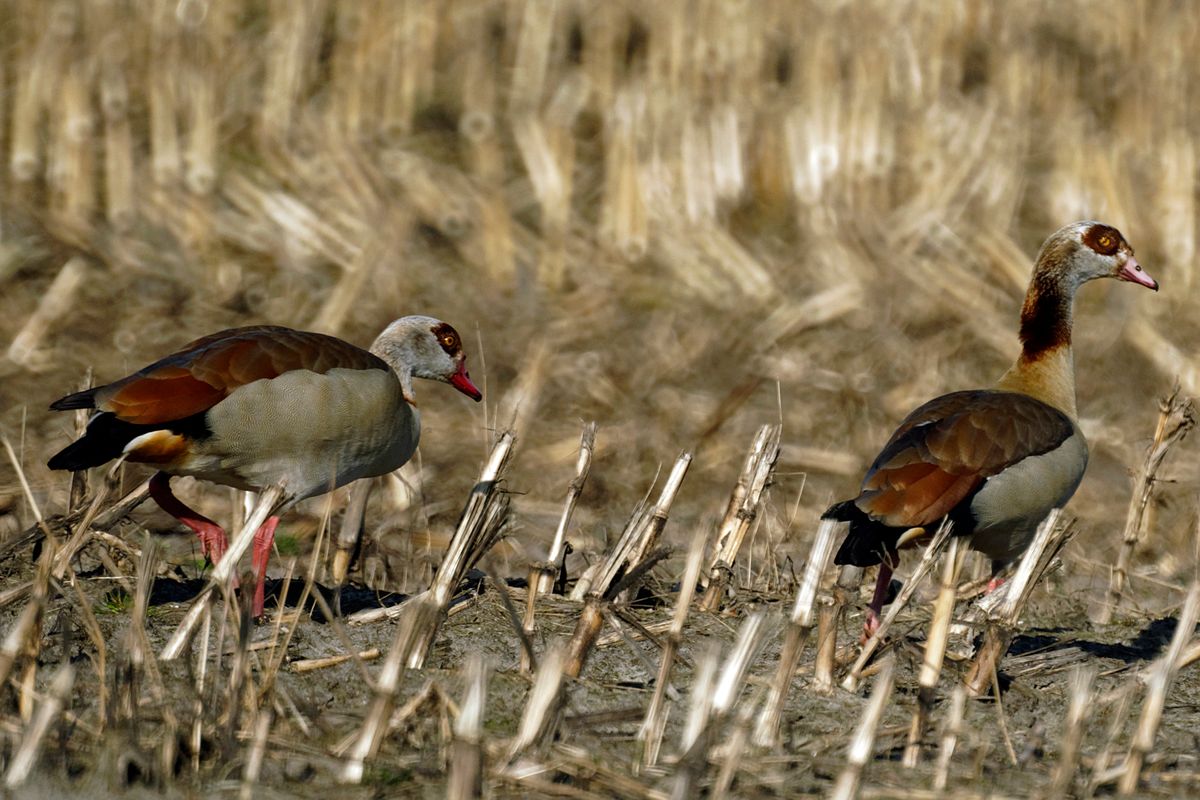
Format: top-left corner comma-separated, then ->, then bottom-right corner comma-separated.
186,367 -> 418,501
967,428 -> 1088,562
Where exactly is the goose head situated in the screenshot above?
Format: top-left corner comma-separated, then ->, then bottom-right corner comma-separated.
371,315 -> 483,401
1037,220 -> 1158,292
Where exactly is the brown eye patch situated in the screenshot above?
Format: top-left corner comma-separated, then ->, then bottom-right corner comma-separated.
431,322 -> 461,354
1082,224 -> 1122,256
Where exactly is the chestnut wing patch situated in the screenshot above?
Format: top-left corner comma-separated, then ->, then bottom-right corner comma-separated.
94,326 -> 388,425
854,390 -> 1074,528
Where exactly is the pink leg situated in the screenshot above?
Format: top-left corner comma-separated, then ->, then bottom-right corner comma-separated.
985,575 -> 1006,593
251,516 -> 281,618
149,472 -> 229,563
863,552 -> 897,641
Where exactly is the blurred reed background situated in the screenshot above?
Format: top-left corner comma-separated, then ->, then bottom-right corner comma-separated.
0,0 -> 1194,600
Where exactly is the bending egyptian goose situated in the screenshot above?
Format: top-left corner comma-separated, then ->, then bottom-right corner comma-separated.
825,221 -> 1157,632
47,315 -> 482,616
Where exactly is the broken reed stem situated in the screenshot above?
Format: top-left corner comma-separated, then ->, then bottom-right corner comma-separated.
932,685 -> 968,792
815,564 -> 862,693
67,369 -> 93,512
672,613 -> 769,800
341,434 -> 513,783
160,484 -> 286,660
754,517 -> 838,747
831,655 -> 896,800
1118,582 -> 1200,795
565,451 -> 691,678
712,689 -> 763,800
965,510 -> 1075,696
1047,664 -> 1097,797
506,645 -> 568,762
639,526 -> 708,766
1,476 -> 151,565
4,663 -> 75,788
540,422 -> 597,595
406,431 -> 513,668
448,654 -> 488,800
844,522 -> 955,691
239,708 -> 273,800
486,567 -> 537,671
523,422 -> 596,671
1099,388 -> 1194,623
331,477 -> 372,587
6,256 -> 87,368
699,424 -> 781,611
291,648 -> 381,673
340,594 -> 433,783
621,453 -> 693,591
904,537 -> 966,766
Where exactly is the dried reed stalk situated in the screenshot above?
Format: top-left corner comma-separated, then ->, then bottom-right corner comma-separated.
339,593 -> 433,783
932,685 -> 968,792
6,256 -> 87,368
340,434 -> 513,782
712,689 -> 761,800
700,424 -> 781,610
49,64 -> 94,231
672,612 -> 769,800
1117,582 -> 1200,795
964,510 -> 1076,696
564,453 -> 691,677
521,423 -> 595,670
533,422 -> 596,595
570,452 -> 692,602
0,548 -> 52,690
148,48 -> 180,187
814,565 -> 862,693
638,527 -> 708,766
4,663 -> 75,788
903,537 -> 966,766
830,655 -> 896,800
1098,388 -> 1194,623
447,654 -> 488,800
160,484 -> 287,660
844,521 -> 955,692
239,708 -> 273,800
754,517 -> 839,747
404,432 -> 513,666
505,644 -> 568,762
66,370 -> 93,512
291,648 -> 381,673
259,0 -> 324,142
97,56 -> 134,228
346,431 -> 513,628
0,475 -> 150,566
1046,665 -> 1096,797
330,477 -> 372,591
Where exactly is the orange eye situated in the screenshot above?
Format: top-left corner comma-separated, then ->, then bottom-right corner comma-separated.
440,334 -> 458,349
1098,234 -> 1114,250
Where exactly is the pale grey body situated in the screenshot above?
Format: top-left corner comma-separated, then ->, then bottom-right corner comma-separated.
172,367 -> 419,507
969,423 -> 1088,562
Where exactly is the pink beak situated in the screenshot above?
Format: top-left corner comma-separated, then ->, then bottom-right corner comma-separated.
1117,256 -> 1159,291
449,363 -> 482,401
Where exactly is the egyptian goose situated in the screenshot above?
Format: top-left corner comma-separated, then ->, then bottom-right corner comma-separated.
47,315 -> 482,616
825,221 -> 1157,632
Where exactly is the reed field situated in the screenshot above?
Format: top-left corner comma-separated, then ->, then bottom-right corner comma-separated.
1,0 -> 1200,796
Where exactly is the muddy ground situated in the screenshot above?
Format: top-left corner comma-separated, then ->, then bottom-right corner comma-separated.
1,517 -> 1197,799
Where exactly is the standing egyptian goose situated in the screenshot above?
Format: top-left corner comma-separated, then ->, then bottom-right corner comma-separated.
825,221 -> 1157,632
47,315 -> 482,616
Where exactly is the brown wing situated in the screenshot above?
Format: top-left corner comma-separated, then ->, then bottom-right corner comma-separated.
93,326 -> 387,424
854,390 -> 1074,527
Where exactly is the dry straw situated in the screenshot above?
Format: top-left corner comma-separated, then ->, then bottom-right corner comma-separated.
2,1 -> 1198,797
